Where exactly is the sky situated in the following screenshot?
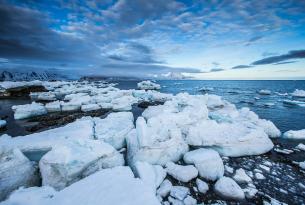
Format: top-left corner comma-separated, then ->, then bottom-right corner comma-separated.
0,0 -> 305,79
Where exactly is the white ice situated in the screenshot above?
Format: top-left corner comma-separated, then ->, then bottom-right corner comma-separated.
183,148 -> 224,181
258,90 -> 271,95
165,162 -> 198,183
94,112 -> 134,149
291,89 -> 305,97
39,139 -> 124,190
0,120 -> 6,128
137,81 -> 161,90
283,129 -> 305,139
214,177 -> 245,201
0,148 -> 39,201
12,102 -> 47,120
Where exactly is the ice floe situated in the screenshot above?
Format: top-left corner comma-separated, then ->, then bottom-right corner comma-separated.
126,116 -> 189,167
233,168 -> 252,184
134,161 -> 166,192
291,89 -> 305,97
2,166 -> 160,205
0,120 -> 6,128
0,186 -> 56,205
45,101 -> 61,112
258,89 -> 271,95
296,143 -> 305,151
0,148 -> 39,201
30,92 -> 57,101
137,80 -> 161,90
39,139 -> 124,190
170,186 -> 190,201
214,177 -> 245,201
283,129 -> 305,139
0,117 -> 95,153
12,102 -> 47,120
157,179 -> 172,198
165,162 -> 198,182
283,99 -> 305,107
94,112 -> 134,149
183,148 -> 224,181
196,178 -> 209,194
81,103 -> 100,112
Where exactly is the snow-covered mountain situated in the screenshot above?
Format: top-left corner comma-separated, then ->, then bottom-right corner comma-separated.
0,70 -> 66,81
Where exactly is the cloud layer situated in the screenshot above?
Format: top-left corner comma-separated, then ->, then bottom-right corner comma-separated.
0,0 -> 305,78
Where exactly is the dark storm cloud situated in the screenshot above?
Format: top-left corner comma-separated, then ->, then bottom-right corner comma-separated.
0,2 -> 98,62
231,65 -> 253,69
252,50 -> 305,65
106,42 -> 163,64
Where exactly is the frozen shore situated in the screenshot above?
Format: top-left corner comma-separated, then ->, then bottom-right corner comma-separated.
0,80 -> 304,205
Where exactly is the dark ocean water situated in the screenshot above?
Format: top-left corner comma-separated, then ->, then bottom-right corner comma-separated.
117,80 -> 305,133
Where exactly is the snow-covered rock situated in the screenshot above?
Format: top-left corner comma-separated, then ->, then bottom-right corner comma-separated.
157,179 -> 173,198
283,129 -> 305,139
233,168 -> 252,184
258,90 -> 271,95
183,148 -> 224,181
214,177 -> 245,201
196,178 -> 209,194
137,80 -> 161,90
0,120 -> 6,128
39,139 -> 124,190
95,112 -> 134,149
12,102 -> 47,120
291,89 -> 305,97
45,101 -> 61,112
165,162 -> 198,183
81,104 -> 100,112
0,148 -> 39,201
134,161 -> 166,192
